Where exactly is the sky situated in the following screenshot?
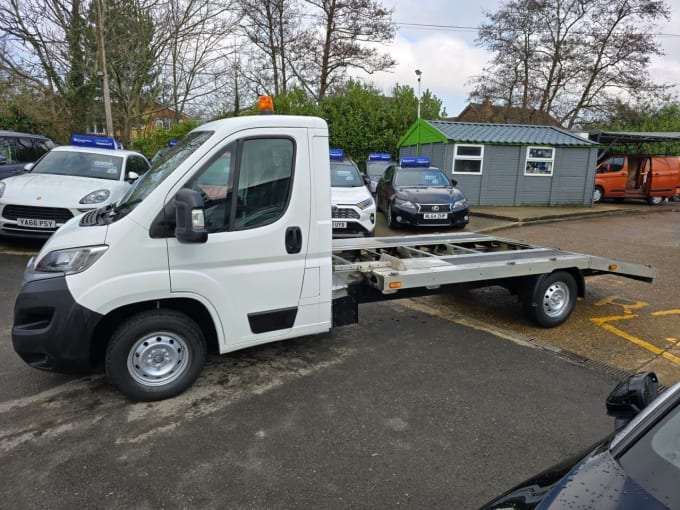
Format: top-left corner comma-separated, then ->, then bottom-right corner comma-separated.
356,0 -> 680,118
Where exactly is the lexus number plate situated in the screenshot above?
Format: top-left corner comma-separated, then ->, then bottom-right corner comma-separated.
17,218 -> 56,228
423,213 -> 447,220
332,221 -> 348,229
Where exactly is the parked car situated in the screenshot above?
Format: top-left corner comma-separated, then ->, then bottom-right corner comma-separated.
329,149 -> 376,237
363,152 -> 396,195
480,371 -> 680,510
376,156 -> 469,229
0,134 -> 149,239
0,130 -> 55,180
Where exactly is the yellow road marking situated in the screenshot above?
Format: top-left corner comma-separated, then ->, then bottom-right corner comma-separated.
594,295 -> 648,314
652,310 -> 680,316
591,314 -> 680,365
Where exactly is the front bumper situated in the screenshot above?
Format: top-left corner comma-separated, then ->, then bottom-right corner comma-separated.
12,273 -> 102,373
332,206 -> 376,237
391,203 -> 470,227
0,203 -> 79,238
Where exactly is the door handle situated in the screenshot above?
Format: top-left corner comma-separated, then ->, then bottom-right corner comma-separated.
285,226 -> 302,254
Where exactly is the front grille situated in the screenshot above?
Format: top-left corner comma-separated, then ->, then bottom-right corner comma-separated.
3,204 -> 73,223
417,203 -> 451,213
332,208 -> 360,220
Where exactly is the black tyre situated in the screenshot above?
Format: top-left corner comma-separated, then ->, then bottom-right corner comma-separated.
648,196 -> 663,205
386,204 -> 396,228
592,186 -> 604,203
105,309 -> 207,401
523,271 -> 577,328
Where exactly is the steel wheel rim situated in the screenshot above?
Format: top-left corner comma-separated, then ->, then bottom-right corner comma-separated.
542,282 -> 570,318
127,332 -> 190,387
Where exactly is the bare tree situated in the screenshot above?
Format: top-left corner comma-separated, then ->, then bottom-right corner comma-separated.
470,0 -> 671,128
291,0 -> 396,101
239,0 -> 299,97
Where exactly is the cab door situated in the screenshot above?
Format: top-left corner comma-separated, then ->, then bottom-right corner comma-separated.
166,130 -> 313,351
596,156 -> 626,198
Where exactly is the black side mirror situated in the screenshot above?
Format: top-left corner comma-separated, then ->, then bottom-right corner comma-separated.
451,179 -> 458,187
606,372 -> 658,430
174,188 -> 208,243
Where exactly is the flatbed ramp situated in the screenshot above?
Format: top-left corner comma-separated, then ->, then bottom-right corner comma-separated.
332,232 -> 655,294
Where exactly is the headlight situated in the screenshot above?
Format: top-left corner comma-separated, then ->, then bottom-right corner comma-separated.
394,197 -> 416,210
79,189 -> 111,204
35,245 -> 108,274
0,181 -> 5,199
453,198 -> 468,208
357,197 -> 374,210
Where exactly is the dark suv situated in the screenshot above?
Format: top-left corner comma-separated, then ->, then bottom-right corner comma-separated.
0,131 -> 56,180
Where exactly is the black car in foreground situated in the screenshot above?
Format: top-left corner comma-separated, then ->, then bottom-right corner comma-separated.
376,156 -> 469,229
480,372 -> 680,510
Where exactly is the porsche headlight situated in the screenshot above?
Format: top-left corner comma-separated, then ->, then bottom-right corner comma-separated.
357,197 -> 374,210
0,181 -> 5,199
35,245 -> 108,274
79,189 -> 111,204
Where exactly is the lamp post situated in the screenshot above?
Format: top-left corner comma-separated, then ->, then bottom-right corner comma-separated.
415,69 -> 422,155
415,69 -> 422,120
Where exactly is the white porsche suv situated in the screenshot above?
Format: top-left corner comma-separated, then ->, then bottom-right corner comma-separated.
0,135 -> 150,239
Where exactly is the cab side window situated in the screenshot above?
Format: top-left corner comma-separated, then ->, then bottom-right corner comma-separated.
233,137 -> 294,230
16,138 -> 38,163
186,143 -> 235,233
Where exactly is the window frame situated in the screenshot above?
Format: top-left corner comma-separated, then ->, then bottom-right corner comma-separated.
524,146 -> 555,177
452,144 -> 484,175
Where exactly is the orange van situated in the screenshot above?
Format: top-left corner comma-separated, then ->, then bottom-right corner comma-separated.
593,154 -> 680,205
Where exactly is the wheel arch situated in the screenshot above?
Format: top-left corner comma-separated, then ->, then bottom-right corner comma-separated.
91,297 -> 219,367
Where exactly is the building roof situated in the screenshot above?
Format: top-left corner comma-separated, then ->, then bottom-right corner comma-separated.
397,119 -> 598,148
452,102 -> 562,126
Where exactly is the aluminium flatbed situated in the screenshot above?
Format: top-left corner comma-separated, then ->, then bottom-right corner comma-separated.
331,232 -> 655,328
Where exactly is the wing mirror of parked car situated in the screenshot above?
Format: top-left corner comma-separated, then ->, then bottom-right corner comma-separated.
606,371 -> 658,431
451,179 -> 458,187
126,171 -> 140,182
362,174 -> 370,186
0,155 -> 6,165
174,188 -> 208,244
24,163 -> 34,172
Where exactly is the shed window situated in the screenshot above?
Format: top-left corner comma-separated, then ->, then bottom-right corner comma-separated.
525,147 -> 554,176
453,144 -> 483,174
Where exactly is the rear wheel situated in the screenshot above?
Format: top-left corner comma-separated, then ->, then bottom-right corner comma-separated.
523,271 -> 577,328
648,196 -> 663,205
592,186 -> 604,203
105,309 -> 207,401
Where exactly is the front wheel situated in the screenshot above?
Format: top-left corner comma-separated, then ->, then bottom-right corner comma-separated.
592,186 -> 604,203
386,204 -> 396,228
523,271 -> 577,328
105,309 -> 207,401
648,196 -> 663,205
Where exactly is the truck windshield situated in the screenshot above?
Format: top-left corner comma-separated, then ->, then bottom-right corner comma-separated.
113,131 -> 213,219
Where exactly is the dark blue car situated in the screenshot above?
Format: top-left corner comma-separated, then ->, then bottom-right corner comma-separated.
480,372 -> 680,510
376,156 -> 469,229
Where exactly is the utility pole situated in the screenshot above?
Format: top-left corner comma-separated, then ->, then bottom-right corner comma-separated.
95,0 -> 114,137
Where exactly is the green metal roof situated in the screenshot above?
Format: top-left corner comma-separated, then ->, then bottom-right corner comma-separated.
398,120 -> 599,148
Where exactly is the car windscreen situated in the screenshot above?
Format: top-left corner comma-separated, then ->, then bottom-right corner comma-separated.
366,161 -> 393,177
394,168 -> 451,187
331,162 -> 364,187
113,130 -> 214,220
32,150 -> 123,180
618,399 -> 680,508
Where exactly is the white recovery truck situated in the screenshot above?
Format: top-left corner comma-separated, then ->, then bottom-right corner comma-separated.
12,106 -> 655,401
